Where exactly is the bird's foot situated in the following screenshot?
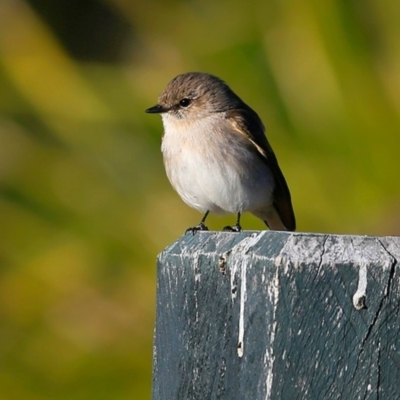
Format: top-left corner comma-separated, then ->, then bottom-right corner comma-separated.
222,224 -> 242,232
185,222 -> 209,235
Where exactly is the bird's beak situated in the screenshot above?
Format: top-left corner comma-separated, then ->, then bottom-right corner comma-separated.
145,104 -> 169,114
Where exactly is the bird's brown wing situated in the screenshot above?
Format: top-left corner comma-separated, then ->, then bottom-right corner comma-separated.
225,107 -> 296,231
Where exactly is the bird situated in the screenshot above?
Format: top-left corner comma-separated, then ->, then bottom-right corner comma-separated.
146,72 -> 296,233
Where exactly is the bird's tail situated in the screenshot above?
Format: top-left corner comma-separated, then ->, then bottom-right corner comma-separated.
264,213 -> 287,231
260,206 -> 295,231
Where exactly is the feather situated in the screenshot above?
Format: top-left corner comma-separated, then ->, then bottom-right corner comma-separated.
225,107 -> 296,231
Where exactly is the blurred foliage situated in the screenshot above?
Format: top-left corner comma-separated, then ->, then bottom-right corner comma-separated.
0,0 -> 399,398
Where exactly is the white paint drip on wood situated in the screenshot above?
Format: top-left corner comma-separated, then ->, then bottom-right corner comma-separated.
237,259 -> 247,358
264,262 -> 280,400
353,261 -> 367,309
228,232 -> 267,358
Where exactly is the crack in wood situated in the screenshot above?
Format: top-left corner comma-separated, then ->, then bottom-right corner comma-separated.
352,238 -> 397,387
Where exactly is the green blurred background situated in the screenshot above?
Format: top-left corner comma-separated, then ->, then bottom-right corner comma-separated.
0,0 -> 399,398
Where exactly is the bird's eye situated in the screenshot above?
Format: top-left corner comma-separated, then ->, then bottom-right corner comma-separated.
179,98 -> 191,107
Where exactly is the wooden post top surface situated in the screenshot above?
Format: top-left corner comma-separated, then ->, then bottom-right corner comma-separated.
154,231 -> 400,400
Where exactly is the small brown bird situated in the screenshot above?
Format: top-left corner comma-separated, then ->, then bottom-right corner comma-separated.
146,72 -> 296,233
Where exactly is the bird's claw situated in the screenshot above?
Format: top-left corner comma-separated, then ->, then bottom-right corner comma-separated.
222,224 -> 242,232
185,222 -> 209,235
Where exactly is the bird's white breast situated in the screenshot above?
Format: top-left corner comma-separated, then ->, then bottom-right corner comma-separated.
161,113 -> 274,215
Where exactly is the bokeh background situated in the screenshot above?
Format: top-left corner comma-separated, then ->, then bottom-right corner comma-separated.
0,0 -> 399,398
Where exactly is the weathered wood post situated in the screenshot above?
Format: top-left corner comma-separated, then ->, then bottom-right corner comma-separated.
152,231 -> 400,400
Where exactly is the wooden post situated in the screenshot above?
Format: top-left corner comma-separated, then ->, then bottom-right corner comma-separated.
152,231 -> 400,400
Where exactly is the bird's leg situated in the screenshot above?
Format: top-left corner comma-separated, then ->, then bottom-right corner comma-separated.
232,212 -> 242,232
223,212 -> 242,232
185,211 -> 210,235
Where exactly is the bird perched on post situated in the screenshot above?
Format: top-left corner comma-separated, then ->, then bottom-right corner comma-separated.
146,72 -> 296,233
